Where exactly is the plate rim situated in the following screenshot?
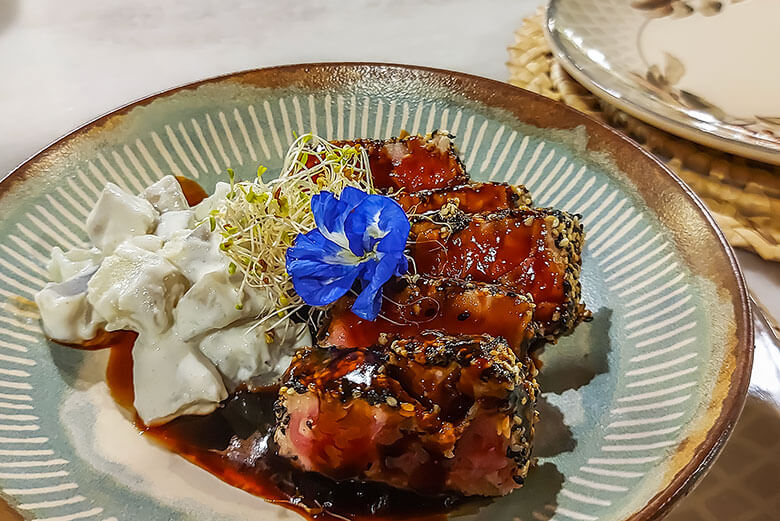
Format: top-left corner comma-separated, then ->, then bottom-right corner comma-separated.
544,0 -> 780,166
0,62 -> 754,521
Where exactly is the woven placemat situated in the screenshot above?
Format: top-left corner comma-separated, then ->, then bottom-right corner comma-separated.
507,8 -> 780,262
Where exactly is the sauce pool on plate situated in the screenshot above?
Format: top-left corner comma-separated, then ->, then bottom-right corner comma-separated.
100,330 -> 456,521
77,177 -> 457,521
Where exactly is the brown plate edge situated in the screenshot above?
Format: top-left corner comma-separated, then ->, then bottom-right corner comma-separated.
0,62 -> 754,521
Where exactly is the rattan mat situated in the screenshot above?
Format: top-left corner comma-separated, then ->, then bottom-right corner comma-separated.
507,8 -> 780,261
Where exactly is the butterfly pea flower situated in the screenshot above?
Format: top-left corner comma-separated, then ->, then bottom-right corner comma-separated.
285,187 -> 410,320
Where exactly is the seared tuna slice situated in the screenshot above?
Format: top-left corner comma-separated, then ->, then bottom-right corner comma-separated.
274,334 -> 538,496
322,276 -> 537,356
408,208 -> 587,341
394,182 -> 532,215
337,131 -> 468,192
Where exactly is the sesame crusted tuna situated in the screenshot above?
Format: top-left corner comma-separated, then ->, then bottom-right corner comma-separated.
274,333 -> 538,496
322,275 -> 538,357
408,207 -> 587,342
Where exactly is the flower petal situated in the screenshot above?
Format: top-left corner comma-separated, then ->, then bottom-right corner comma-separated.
310,190 -> 362,250
286,229 -> 362,306
344,194 -> 411,256
351,252 -> 409,320
286,187 -> 410,317
339,186 -> 370,209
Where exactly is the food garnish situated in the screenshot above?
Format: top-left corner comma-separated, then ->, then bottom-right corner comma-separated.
286,187 -> 410,320
212,133 -> 374,320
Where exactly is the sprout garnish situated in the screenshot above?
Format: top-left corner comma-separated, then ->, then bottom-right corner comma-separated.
211,133 -> 374,322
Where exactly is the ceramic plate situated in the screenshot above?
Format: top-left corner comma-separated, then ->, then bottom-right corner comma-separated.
546,0 -> 780,165
661,306 -> 780,521
0,64 -> 752,521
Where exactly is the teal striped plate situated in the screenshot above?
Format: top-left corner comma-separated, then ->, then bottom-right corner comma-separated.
0,64 -> 751,521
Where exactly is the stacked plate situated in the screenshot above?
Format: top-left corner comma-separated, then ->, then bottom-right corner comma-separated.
546,0 -> 780,165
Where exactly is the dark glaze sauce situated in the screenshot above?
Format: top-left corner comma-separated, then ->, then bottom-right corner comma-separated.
335,136 -> 468,193
409,210 -> 567,329
368,137 -> 465,192
78,177 -> 457,521
176,176 -> 208,206
394,183 -> 523,215
103,331 -> 137,410
101,332 -> 454,521
323,277 -> 536,357
275,338 -> 528,498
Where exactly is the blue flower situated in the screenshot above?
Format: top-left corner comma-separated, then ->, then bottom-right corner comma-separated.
285,187 -> 410,320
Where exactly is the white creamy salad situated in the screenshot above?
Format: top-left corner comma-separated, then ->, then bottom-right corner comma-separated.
35,175 -> 310,426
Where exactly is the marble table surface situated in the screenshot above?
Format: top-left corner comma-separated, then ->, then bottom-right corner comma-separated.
0,1 -> 778,520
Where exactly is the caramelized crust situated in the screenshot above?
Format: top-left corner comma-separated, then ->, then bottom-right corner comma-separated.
393,182 -> 532,215
275,334 -> 538,496
268,133 -> 588,500
322,276 -> 537,356
337,131 -> 468,192
408,208 -> 587,341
